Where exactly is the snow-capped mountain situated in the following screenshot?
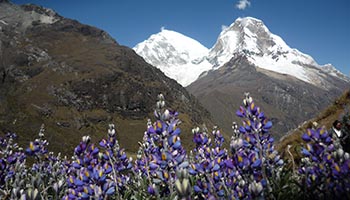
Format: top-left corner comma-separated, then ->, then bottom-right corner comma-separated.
133,29 -> 212,86
134,17 -> 349,88
206,17 -> 349,88
208,17 -> 318,79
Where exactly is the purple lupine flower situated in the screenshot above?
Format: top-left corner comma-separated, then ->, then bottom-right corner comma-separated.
147,184 -> 156,196
64,123 -> 132,200
298,126 -> 350,198
133,93 -> 189,198
227,93 -> 284,199
25,141 -> 40,155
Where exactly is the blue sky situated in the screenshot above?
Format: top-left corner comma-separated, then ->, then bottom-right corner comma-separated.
12,0 -> 350,75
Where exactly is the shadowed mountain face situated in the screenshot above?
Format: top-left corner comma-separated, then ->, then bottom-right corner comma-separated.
187,55 -> 350,139
0,2 -> 212,155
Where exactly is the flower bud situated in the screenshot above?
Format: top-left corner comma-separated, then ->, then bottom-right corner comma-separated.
158,93 -> 164,101
82,136 -> 91,143
249,181 -> 263,195
337,148 -> 344,158
175,178 -> 191,198
239,180 -> 245,187
98,152 -> 103,159
160,100 -> 165,108
162,109 -> 170,120
108,124 -> 116,137
230,138 -> 243,150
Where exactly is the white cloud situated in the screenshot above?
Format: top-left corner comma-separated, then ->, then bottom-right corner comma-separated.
160,26 -> 166,31
236,0 -> 251,10
221,25 -> 228,31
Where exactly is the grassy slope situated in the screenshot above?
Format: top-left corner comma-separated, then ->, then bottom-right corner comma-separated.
277,89 -> 350,166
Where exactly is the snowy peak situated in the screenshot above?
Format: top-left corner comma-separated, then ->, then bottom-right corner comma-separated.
208,17 -> 316,66
208,17 -> 327,84
208,17 -> 275,66
133,28 -> 212,86
134,28 -> 208,66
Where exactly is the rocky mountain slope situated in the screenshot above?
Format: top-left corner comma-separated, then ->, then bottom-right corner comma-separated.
187,55 -> 349,138
0,1 -> 213,155
135,16 -> 350,139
